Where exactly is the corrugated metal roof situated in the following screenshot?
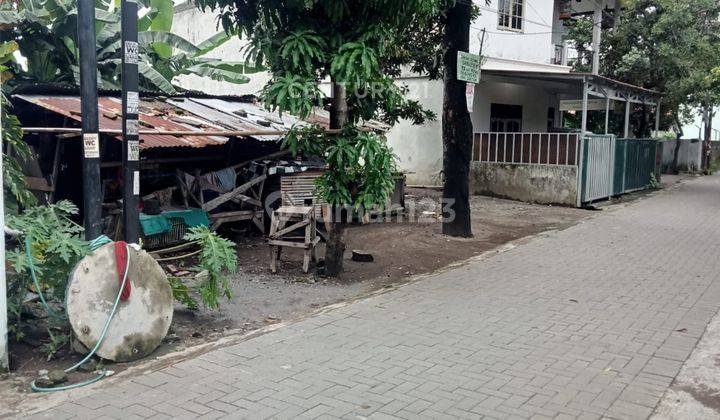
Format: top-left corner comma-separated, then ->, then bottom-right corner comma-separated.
14,94 -> 297,149
167,98 -> 296,142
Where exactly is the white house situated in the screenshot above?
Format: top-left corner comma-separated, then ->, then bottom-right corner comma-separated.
172,0 -> 652,189
390,0 -> 582,186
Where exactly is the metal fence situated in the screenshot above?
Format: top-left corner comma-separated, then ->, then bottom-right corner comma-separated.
582,134 -> 615,202
471,132 -> 658,207
473,132 -> 581,166
581,135 -> 658,204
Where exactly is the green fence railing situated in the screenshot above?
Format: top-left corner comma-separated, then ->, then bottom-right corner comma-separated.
621,139 -> 657,192
581,136 -> 658,204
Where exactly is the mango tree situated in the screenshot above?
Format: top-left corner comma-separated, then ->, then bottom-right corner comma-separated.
198,0 -> 439,276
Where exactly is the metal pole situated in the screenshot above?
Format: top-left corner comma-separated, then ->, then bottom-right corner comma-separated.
624,97 -> 630,138
77,0 -> 102,240
577,80 -> 589,208
581,81 -> 589,137
654,99 -> 661,137
605,96 -> 610,134
121,0 -> 140,243
0,99 -> 8,371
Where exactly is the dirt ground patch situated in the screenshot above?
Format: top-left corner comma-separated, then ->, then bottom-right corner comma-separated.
2,191 -> 589,401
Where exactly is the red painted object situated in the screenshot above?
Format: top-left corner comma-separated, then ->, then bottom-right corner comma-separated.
114,241 -> 132,301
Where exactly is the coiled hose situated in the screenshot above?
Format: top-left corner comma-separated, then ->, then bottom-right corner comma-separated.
28,235 -> 129,392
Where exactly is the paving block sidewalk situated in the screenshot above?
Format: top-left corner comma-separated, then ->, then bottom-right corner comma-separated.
21,175 -> 720,419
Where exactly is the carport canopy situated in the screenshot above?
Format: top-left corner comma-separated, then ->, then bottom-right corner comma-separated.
480,69 -> 663,138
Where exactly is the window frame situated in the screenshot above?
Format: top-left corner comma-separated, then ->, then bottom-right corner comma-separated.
497,0 -> 524,32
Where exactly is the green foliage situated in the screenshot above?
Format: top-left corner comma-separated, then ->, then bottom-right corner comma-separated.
167,277 -> 198,311
196,0 -> 444,211
284,125 -> 397,209
602,0 -> 720,132
5,201 -> 90,338
563,15 -> 594,73
199,0 -> 440,127
181,226 -> 237,310
649,173 -> 662,190
41,330 -> 70,361
2,98 -> 37,212
2,0 -> 258,93
261,74 -> 323,118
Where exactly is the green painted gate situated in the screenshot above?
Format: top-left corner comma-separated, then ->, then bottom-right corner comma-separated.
581,136 -> 657,205
622,139 -> 657,192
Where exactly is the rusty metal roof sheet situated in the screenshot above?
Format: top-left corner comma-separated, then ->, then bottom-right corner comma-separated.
15,93 -> 389,149
14,94 -> 289,149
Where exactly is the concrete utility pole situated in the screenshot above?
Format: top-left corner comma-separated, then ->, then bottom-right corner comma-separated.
121,0 -> 140,243
591,2 -> 602,75
0,100 -> 8,372
77,0 -> 103,240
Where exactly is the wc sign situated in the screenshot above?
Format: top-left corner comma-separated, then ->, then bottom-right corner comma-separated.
124,41 -> 139,64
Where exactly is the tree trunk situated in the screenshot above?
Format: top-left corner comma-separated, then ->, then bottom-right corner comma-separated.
671,116 -> 683,174
702,104 -> 713,173
325,81 -> 349,277
441,2 -> 473,238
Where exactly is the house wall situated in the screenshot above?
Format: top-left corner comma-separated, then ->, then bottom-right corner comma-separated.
386,78 -> 444,186
470,162 -> 578,206
471,0 -> 559,66
389,78 -> 560,186
471,80 -> 557,132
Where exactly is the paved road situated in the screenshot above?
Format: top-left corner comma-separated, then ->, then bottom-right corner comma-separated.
25,175 -> 720,419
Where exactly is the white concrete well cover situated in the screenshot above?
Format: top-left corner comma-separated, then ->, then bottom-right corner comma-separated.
66,243 -> 173,362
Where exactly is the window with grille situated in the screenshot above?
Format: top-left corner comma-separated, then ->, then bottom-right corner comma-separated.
498,0 -> 524,31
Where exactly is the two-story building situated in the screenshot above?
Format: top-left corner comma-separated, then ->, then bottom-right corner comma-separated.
173,1 -> 661,207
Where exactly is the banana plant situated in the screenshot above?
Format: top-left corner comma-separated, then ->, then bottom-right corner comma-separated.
1,0 -> 261,94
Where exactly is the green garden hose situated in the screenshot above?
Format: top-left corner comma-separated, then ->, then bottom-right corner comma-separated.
27,235 -> 129,392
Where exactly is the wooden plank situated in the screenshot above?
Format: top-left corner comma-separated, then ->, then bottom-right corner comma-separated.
202,175 -> 267,212
268,237 -> 320,249
230,195 -> 262,207
275,206 -> 313,214
26,176 -> 54,192
269,219 -> 310,239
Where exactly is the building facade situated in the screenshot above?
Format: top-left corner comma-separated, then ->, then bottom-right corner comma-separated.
172,0 -> 621,186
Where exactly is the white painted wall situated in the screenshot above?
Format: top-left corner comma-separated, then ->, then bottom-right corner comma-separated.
389,77 -> 560,186
386,78 -> 445,186
471,80 -> 556,132
471,0 -> 559,66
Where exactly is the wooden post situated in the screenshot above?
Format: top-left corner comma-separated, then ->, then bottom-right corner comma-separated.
121,0 -> 140,243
